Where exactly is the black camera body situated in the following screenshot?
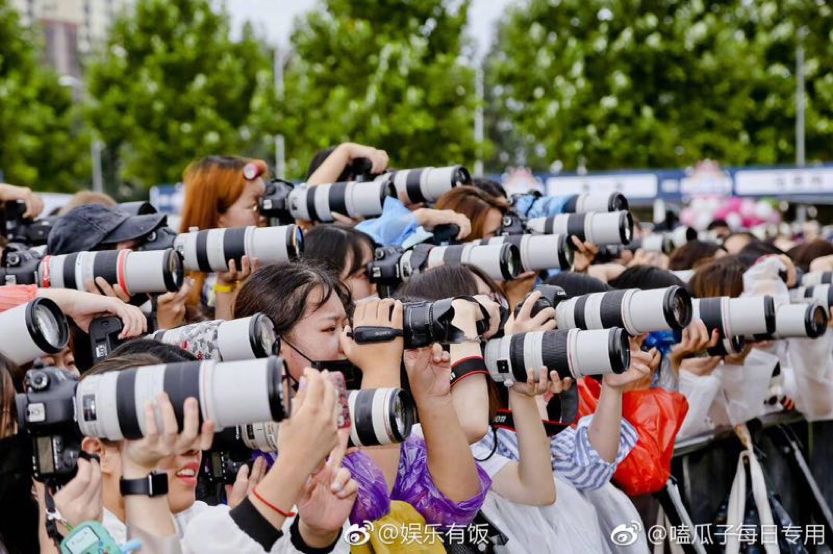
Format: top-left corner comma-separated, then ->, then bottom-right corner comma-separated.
88,316 -> 125,366
136,225 -> 177,251
258,179 -> 295,224
514,284 -> 567,319
499,211 -> 528,236
0,244 -> 42,285
1,200 -> 54,247
15,368 -> 81,483
367,246 -> 412,297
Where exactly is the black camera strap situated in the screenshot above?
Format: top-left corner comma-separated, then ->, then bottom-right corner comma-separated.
450,295 -> 491,337
44,481 -> 67,548
408,244 -> 432,273
491,409 -> 570,437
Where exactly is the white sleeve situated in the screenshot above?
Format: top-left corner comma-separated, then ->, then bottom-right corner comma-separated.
677,367 -> 723,440
181,505 -> 280,554
180,504 -> 349,554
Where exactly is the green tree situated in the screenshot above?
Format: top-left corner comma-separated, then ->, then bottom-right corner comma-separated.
485,0 -> 833,172
85,0 -> 278,190
280,0 -> 479,179
0,0 -> 89,192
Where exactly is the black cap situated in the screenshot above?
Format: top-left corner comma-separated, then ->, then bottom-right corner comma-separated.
47,204 -> 167,255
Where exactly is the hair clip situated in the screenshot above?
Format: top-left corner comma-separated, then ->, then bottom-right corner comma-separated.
243,162 -> 264,181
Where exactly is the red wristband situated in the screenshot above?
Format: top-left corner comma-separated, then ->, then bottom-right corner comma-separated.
252,486 -> 297,518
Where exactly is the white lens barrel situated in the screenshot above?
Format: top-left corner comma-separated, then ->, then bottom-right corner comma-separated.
122,250 -> 176,294
76,370 -> 124,440
76,358 -> 285,441
425,243 -> 513,281
772,302 -> 823,338
287,182 -> 388,222
348,388 -> 411,447
554,298 -> 579,330
483,336 -> 513,383
572,192 -> 628,213
585,212 -> 630,245
567,328 -> 620,378
201,359 -> 279,430
626,288 -> 675,334
672,270 -> 695,283
792,284 -> 833,308
801,272 -> 833,287
215,316 -> 268,360
390,166 -> 465,203
640,234 -> 672,254
462,243 -> 511,281
670,226 -> 697,248
727,296 -> 772,336
527,212 -> 630,245
0,299 -> 69,365
246,226 -> 296,263
345,182 -> 388,218
486,235 -> 571,272
240,421 -> 280,451
175,226 -> 297,272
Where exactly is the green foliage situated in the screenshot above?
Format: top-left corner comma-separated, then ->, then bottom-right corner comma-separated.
486,0 -> 833,172
0,0 -> 89,192
85,0 -> 278,189
280,0 -> 479,179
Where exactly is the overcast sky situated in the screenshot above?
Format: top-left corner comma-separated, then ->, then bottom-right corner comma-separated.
224,0 -> 517,59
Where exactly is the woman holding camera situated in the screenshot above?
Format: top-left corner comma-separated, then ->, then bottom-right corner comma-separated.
35,345 -> 356,553
397,265 -> 650,551
234,261 -> 491,531
179,156 -> 269,320
304,225 -> 377,301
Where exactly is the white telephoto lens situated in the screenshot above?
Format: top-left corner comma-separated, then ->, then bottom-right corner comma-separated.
200,359 -> 283,430
801,271 -> 833,287
0,299 -> 69,366
727,296 -> 772,336
76,370 -> 125,440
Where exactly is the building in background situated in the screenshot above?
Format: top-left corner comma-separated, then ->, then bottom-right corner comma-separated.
12,0 -> 133,77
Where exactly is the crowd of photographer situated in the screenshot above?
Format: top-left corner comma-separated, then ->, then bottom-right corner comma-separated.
1,141 -> 832,553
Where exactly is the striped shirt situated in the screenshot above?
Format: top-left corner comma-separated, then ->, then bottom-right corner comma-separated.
474,415 -> 638,491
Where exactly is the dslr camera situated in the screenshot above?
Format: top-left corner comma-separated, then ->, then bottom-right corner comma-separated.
0,200 -> 54,246
16,357 -> 292,482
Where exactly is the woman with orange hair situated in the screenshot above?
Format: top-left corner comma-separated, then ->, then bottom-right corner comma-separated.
434,185 -> 508,241
179,155 -> 269,320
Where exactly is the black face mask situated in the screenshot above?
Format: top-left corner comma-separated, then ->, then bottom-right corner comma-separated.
283,340 -> 364,390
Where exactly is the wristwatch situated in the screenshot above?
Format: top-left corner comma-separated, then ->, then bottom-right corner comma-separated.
120,472 -> 169,497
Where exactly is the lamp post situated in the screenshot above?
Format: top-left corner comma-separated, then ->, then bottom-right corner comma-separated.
59,74 -> 104,193
273,46 -> 287,179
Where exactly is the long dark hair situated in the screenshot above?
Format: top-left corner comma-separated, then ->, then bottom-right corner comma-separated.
234,262 -> 352,338
608,265 -> 685,290
668,240 -> 725,271
690,255 -> 747,298
304,224 -> 375,279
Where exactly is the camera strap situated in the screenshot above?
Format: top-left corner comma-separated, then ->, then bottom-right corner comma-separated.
451,295 -> 492,336
450,356 -> 488,387
407,244 -> 432,273
349,326 -> 403,344
44,483 -> 70,548
491,409 -> 571,437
